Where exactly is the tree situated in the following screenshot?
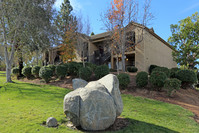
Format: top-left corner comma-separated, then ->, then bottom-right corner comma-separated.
59,17 -> 77,62
0,0 -> 56,82
55,0 -> 73,37
103,0 -> 154,72
76,15 -> 91,67
91,32 -> 95,36
168,12 -> 199,69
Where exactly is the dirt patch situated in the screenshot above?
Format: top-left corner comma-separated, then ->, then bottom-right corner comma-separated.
20,72 -> 199,124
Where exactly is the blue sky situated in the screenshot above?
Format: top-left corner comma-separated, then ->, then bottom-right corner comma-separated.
54,0 -> 199,41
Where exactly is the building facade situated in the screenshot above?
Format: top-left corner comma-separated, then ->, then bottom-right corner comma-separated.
45,22 -> 177,72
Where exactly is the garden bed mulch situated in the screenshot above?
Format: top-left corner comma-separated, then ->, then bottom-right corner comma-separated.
20,72 -> 199,124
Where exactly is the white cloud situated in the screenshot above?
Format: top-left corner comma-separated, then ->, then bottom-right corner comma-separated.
181,2 -> 199,13
54,0 -> 82,13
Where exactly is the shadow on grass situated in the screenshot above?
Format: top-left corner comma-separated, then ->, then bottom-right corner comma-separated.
120,118 -> 179,133
1,82 -> 71,100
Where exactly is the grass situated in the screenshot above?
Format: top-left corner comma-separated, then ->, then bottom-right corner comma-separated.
0,71 -> 199,133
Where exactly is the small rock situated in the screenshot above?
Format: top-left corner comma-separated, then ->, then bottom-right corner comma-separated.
46,117 -> 58,127
72,78 -> 88,90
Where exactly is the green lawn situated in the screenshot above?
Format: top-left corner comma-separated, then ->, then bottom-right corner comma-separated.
0,71 -> 198,133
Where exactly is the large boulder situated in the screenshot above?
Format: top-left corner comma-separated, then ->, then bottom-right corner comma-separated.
72,78 -> 88,90
64,74 -> 123,131
98,74 -> 123,116
79,82 -> 116,130
63,89 -> 81,126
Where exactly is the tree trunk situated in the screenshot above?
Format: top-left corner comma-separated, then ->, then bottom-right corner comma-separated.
4,45 -> 15,83
83,50 -> 85,67
121,51 -> 126,72
6,63 -> 12,82
18,57 -> 23,77
116,55 -> 119,75
18,49 -> 24,77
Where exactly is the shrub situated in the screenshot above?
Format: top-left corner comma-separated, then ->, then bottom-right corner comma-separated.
94,65 -> 109,79
79,67 -> 92,81
22,67 -> 32,79
176,69 -> 198,89
67,62 -> 82,76
170,67 -> 181,78
39,66 -> 53,83
47,64 -> 56,75
109,68 -> 117,72
152,66 -> 170,78
31,66 -> 41,78
136,71 -> 148,87
164,78 -> 181,96
12,67 -> 20,77
117,73 -> 130,89
127,66 -> 138,73
55,65 -> 67,79
150,71 -> 167,88
197,71 -> 199,81
85,62 -> 97,72
149,65 -> 158,74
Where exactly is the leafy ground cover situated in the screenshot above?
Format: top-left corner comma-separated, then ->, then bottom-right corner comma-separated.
0,71 -> 199,133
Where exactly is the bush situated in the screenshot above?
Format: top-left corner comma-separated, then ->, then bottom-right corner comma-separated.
109,68 -> 117,72
197,71 -> 199,81
149,65 -> 158,74
12,67 -> 20,77
152,66 -> 170,78
31,66 -> 41,78
150,71 -> 167,88
85,62 -> 97,72
47,64 -> 56,75
164,78 -> 181,96
55,65 -> 67,79
136,71 -> 148,87
170,67 -> 181,78
39,66 -> 53,83
94,65 -> 109,79
117,73 -> 130,89
67,62 -> 82,76
22,67 -> 32,79
176,69 -> 198,89
79,67 -> 92,81
127,66 -> 138,73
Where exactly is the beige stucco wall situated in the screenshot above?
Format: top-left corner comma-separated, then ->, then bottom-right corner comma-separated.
134,27 -> 145,72
143,30 -> 177,72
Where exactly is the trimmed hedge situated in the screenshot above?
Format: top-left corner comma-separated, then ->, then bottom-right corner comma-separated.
176,69 -> 197,88
110,68 -> 117,72
164,78 -> 181,96
85,62 -> 97,72
12,67 -> 20,77
117,73 -> 130,89
149,65 -> 158,74
39,66 -> 53,83
127,66 -> 138,73
22,67 -> 32,79
94,65 -> 109,79
170,67 -> 181,78
32,66 -> 41,78
47,64 -> 56,75
79,67 -> 92,81
136,71 -> 148,87
152,66 -> 170,78
67,62 -> 82,76
55,65 -> 67,79
150,71 -> 167,88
